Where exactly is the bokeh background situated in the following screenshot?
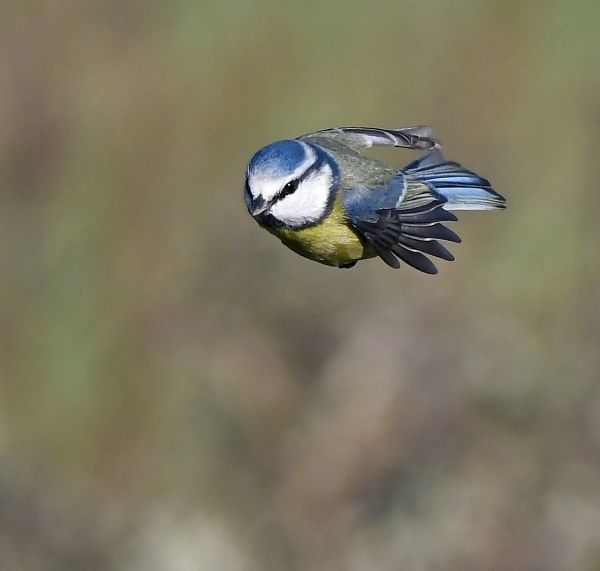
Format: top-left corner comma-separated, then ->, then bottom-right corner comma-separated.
2,1 -> 600,570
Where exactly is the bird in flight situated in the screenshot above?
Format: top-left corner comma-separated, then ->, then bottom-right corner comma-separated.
244,126 -> 505,274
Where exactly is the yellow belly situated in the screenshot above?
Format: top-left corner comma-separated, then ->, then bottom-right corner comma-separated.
265,199 -> 372,267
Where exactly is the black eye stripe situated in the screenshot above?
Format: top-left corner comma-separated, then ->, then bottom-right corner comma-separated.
272,152 -> 329,205
277,178 -> 300,201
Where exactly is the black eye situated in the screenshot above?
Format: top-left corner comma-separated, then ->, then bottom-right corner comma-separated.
280,179 -> 299,198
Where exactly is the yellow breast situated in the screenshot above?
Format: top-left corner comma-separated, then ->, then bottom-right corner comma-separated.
265,195 -> 372,267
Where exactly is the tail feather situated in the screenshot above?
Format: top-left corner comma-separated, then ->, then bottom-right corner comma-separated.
403,151 -> 506,211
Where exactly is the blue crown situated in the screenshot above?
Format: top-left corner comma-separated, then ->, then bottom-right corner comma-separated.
248,140 -> 310,177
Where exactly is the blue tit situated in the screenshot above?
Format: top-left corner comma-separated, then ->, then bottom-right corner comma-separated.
244,126 -> 505,274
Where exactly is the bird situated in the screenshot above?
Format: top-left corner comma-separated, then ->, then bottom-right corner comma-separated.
244,126 -> 505,274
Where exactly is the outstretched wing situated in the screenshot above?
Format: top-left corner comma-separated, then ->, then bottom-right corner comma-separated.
298,126 -> 441,152
345,175 -> 460,274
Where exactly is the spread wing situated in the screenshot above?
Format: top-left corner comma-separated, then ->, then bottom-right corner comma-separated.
298,126 -> 441,152
344,174 -> 460,274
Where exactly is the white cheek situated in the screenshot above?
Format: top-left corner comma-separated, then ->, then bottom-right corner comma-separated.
270,165 -> 333,227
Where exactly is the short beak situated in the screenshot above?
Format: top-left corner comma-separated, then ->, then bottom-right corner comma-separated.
251,196 -> 269,217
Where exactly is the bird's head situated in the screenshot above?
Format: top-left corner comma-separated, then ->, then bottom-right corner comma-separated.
244,140 -> 338,229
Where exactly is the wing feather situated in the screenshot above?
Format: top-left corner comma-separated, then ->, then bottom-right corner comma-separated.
299,126 -> 441,152
346,176 -> 461,273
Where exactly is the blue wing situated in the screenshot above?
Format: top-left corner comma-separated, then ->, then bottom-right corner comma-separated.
403,151 -> 505,211
344,172 -> 460,274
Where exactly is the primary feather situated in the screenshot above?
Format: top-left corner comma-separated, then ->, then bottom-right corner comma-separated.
300,126 -> 441,151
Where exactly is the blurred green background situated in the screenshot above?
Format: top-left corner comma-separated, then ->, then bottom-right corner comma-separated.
1,1 -> 600,570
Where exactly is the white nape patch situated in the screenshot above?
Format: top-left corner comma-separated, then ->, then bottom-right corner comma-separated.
270,163 -> 333,227
247,142 -> 317,202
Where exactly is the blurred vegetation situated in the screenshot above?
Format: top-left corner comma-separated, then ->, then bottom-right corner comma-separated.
1,1 -> 600,570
